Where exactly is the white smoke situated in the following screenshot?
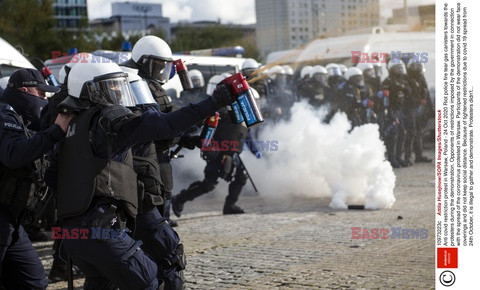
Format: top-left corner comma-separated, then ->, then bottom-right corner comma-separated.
171,100 -> 396,209
242,101 -> 396,209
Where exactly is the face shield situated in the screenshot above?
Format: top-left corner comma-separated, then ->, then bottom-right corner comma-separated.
349,75 -> 365,88
191,76 -> 204,88
327,67 -> 342,77
130,79 -> 156,105
93,72 -> 136,107
409,63 -> 426,74
242,68 -> 257,78
363,68 -> 376,80
142,55 -> 173,84
390,64 -> 407,76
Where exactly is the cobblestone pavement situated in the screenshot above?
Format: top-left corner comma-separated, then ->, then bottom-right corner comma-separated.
39,149 -> 435,289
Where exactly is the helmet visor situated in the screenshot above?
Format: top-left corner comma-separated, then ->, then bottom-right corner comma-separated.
328,67 -> 342,76
409,63 -> 426,74
364,68 -> 376,79
349,75 -> 365,88
96,76 -> 136,107
391,64 -> 407,75
130,79 -> 156,105
148,57 -> 173,83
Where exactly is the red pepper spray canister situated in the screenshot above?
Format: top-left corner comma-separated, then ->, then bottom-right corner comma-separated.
173,59 -> 194,90
223,73 -> 264,127
200,112 -> 220,149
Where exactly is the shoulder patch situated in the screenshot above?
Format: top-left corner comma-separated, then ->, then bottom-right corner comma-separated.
2,121 -> 23,131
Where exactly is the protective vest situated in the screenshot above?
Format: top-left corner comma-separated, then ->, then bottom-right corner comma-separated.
147,79 -> 173,113
0,103 -> 48,216
133,143 -> 165,214
57,106 -> 138,220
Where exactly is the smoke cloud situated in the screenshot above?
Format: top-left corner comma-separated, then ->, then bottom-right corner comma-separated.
172,101 -> 396,210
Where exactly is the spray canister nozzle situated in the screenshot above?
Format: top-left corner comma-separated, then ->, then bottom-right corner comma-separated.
173,59 -> 194,90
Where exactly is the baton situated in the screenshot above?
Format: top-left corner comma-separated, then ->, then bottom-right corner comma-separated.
237,155 -> 258,193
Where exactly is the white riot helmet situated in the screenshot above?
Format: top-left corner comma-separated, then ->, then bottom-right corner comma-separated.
282,65 -> 294,75
67,56 -> 136,107
312,65 -> 328,75
345,67 -> 364,87
356,62 -> 375,79
123,68 -> 156,105
131,35 -> 173,84
300,65 -> 313,79
206,73 -> 231,96
325,63 -> 342,77
339,64 -> 347,76
312,65 -> 328,84
58,53 -> 93,85
387,60 -> 407,76
241,58 -> 260,77
407,62 -> 426,75
267,65 -> 284,80
188,69 -> 205,88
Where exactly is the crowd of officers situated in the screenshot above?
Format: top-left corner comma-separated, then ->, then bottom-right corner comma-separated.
0,33 -> 434,289
237,57 -> 434,168
0,35 -> 240,289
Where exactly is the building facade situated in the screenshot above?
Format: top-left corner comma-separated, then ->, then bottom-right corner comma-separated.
90,1 -> 171,41
255,0 -> 380,58
53,0 -> 88,31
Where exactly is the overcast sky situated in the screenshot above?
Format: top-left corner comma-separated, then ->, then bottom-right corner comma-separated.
87,0 -> 435,24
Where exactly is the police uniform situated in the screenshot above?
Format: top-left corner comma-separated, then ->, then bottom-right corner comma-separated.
337,80 -> 369,128
405,70 -> 433,163
131,104 -> 185,289
56,97 -> 218,289
0,70 -> 64,289
381,74 -> 411,167
172,107 -> 260,216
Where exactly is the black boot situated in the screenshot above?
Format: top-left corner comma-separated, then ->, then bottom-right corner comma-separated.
172,181 -> 214,217
223,204 -> 245,215
223,180 -> 246,215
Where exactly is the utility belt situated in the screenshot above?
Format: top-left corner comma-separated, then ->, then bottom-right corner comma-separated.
61,201 -> 127,231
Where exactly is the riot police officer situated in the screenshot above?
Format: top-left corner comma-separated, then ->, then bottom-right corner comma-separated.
171,75 -> 262,216
337,67 -> 371,127
54,56 -> 234,289
125,71 -> 186,289
0,68 -> 72,289
381,60 -> 411,168
405,62 -> 433,164
121,36 -> 200,225
176,69 -> 208,107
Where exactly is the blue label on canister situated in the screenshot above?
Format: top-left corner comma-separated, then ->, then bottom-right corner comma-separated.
231,102 -> 244,123
237,94 -> 257,126
202,127 -> 215,147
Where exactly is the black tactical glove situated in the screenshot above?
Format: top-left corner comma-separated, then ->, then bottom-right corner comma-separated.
210,82 -> 235,110
180,135 -> 202,150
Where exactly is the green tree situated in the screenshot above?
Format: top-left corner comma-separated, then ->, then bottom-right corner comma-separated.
0,0 -> 59,59
170,23 -> 259,59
